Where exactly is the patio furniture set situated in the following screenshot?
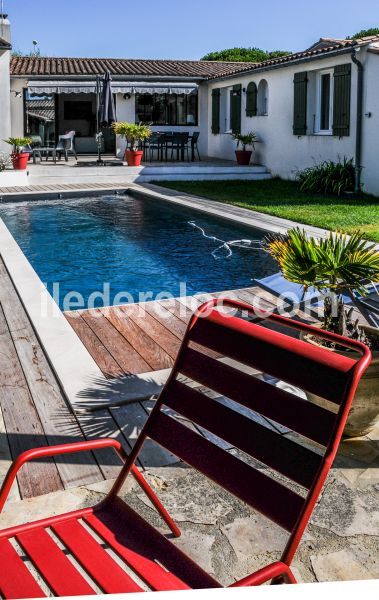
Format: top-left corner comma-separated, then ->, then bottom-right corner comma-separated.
142,131 -> 201,162
0,298 -> 371,596
28,131 -> 77,164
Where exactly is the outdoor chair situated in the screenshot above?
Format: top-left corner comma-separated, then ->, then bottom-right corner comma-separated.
146,133 -> 164,161
188,131 -> 201,161
166,132 -> 190,161
0,298 -> 371,597
56,130 -> 77,161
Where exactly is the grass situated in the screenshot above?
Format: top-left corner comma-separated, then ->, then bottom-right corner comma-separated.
153,178 -> 379,243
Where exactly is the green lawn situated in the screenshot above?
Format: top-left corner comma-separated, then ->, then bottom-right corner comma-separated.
154,178 -> 379,243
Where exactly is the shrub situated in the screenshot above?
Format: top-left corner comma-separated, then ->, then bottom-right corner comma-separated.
296,158 -> 355,196
112,122 -> 151,150
0,152 -> 11,172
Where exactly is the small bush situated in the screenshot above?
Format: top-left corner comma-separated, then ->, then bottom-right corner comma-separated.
0,152 -> 11,172
297,158 -> 355,196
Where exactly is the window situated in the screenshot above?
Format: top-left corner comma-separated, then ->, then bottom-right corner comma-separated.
257,80 -> 268,116
219,86 -> 232,132
315,70 -> 333,134
24,91 -> 56,144
135,92 -> 198,126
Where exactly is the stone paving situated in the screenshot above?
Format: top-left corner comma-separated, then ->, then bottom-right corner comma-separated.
1,421 -> 378,585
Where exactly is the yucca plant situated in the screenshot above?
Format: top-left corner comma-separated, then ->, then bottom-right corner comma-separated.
297,158 -> 355,196
263,228 -> 379,342
231,131 -> 259,151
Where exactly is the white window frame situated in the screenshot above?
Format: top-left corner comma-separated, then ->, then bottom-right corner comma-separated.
220,86 -> 232,133
315,69 -> 334,135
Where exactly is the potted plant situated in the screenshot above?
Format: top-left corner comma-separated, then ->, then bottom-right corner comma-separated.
4,137 -> 32,170
263,228 -> 379,438
231,131 -> 258,166
112,122 -> 151,166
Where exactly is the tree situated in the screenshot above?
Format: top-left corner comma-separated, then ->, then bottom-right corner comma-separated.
348,27 -> 379,39
200,47 -> 290,62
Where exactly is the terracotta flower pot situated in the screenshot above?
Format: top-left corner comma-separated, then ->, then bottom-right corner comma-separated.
124,150 -> 144,167
11,152 -> 29,170
301,324 -> 379,438
235,150 -> 252,166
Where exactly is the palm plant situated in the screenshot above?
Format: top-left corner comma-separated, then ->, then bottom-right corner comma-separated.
231,131 -> 258,151
262,228 -> 379,340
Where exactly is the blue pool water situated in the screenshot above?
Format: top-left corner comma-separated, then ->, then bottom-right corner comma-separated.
0,194 -> 276,309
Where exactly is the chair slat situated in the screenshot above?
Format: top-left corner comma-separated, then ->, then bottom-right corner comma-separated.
164,380 -> 321,488
147,412 -> 304,531
52,519 -> 142,593
189,310 -> 355,403
17,528 -> 95,596
178,347 -> 336,446
86,499 -> 220,590
0,538 -> 46,599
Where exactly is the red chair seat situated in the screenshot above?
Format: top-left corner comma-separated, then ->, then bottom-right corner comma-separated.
0,498 -> 220,599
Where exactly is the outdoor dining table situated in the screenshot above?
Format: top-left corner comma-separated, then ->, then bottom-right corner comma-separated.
144,132 -> 196,162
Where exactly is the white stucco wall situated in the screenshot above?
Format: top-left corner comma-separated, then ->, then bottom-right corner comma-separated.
206,52 -> 361,182
9,77 -> 26,138
361,48 -> 379,196
0,49 -> 11,154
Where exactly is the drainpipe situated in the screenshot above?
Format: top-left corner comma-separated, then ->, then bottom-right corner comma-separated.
351,48 -> 364,194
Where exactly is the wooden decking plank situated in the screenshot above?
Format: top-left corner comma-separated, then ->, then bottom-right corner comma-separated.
120,305 -> 181,360
75,408 -> 132,480
81,309 -> 150,374
0,307 -> 63,498
110,402 -> 178,467
102,306 -> 172,371
0,262 -> 102,489
65,311 -> 124,378
0,403 -> 21,503
176,295 -> 202,311
160,299 -> 193,324
143,302 -> 187,340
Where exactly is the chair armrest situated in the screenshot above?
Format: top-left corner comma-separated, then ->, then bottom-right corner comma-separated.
0,439 -> 124,512
0,439 -> 181,538
229,561 -> 295,586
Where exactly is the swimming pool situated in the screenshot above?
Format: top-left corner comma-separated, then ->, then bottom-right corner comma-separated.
0,193 -> 276,309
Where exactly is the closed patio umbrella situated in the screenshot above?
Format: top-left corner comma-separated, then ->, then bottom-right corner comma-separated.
96,72 -> 116,165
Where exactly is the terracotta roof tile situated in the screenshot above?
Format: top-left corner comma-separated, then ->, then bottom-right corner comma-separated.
10,35 -> 379,82
10,56 -> 258,79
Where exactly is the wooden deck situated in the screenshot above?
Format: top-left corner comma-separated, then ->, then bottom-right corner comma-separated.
64,287 -> 285,377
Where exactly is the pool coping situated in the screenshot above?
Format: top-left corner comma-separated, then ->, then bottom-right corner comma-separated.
0,183 -> 330,414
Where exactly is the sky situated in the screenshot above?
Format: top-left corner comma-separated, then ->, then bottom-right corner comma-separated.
4,0 -> 379,60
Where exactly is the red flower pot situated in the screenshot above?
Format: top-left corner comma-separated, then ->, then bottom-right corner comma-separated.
124,150 -> 144,166
11,152 -> 29,170
235,150 -> 252,166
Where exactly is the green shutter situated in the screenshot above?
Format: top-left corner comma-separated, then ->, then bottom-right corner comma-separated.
293,72 -> 308,135
333,64 -> 351,136
246,82 -> 257,117
211,88 -> 220,134
230,84 -> 242,133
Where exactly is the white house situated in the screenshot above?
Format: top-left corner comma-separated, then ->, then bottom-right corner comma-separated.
1,11 -> 379,194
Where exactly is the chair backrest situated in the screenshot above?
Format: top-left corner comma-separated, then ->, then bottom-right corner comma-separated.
57,131 -> 76,150
191,131 -> 200,143
30,135 -> 43,147
126,299 -> 371,564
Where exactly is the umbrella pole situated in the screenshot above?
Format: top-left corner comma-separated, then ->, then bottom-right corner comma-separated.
96,75 -> 103,165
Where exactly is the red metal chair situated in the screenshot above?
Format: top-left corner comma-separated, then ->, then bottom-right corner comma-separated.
0,299 -> 371,597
